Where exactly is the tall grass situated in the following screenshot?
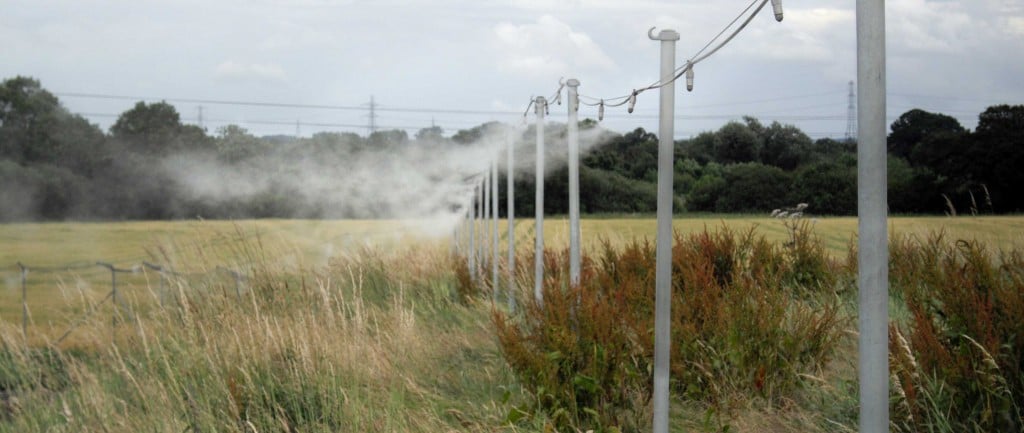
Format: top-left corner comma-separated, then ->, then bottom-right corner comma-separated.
493,225 -> 846,432
3,222 -> 1023,432
0,242 -> 514,432
888,234 -> 1024,432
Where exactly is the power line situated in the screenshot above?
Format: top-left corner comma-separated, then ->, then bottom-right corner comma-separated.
55,91 -> 522,116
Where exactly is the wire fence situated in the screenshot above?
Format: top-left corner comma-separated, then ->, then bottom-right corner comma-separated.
2,224 -> 431,345
3,258 -> 252,345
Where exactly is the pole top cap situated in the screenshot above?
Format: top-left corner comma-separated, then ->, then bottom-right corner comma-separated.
648,27 -> 680,41
566,78 -> 580,87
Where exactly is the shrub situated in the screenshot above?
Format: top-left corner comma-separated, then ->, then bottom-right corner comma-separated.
494,226 -> 844,431
888,236 -> 1024,432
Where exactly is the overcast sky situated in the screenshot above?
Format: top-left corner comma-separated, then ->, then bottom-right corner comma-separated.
2,0 -> 1022,139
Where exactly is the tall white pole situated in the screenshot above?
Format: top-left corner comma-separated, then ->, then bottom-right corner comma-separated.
507,134 -> 516,311
478,179 -> 486,271
649,27 -> 678,433
452,213 -> 460,256
484,167 -> 491,271
534,96 -> 547,305
566,79 -> 582,288
857,0 -> 889,432
468,190 -> 476,281
492,155 -> 500,302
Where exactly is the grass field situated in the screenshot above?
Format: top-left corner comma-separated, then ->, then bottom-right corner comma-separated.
3,215 -> 1021,339
1,215 -> 1022,432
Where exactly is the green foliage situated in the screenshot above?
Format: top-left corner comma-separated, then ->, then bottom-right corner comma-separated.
888,109 -> 966,160
789,160 -> 857,216
757,120 -> 813,171
713,122 -> 761,164
494,226 -> 844,432
713,163 -> 792,213
969,105 -> 1024,212
888,234 -> 1024,432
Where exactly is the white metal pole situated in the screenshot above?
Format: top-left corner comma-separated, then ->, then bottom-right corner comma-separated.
492,155 -> 500,302
649,27 -> 679,433
469,187 -> 477,281
857,1 -> 889,431
484,168 -> 491,271
507,134 -> 516,311
478,179 -> 485,272
452,210 -> 460,256
534,96 -> 547,305
566,79 -> 582,288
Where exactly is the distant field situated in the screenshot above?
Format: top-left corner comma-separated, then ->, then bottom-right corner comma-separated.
3,215 -> 1023,336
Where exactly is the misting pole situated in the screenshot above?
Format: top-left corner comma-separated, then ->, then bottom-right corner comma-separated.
506,134 -> 516,311
469,187 -> 477,282
649,27 -> 679,433
17,262 -> 27,339
566,79 -> 582,288
857,0 -> 889,431
534,96 -> 547,305
484,165 -> 491,271
452,209 -> 460,256
492,155 -> 500,302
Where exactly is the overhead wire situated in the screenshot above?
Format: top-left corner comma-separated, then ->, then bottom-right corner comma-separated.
573,0 -> 775,118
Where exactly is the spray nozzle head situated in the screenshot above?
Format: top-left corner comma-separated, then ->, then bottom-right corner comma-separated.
686,65 -> 694,92
771,0 -> 783,21
627,91 -> 637,114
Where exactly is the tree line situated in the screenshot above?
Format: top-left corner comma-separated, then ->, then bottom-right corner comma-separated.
1,75 -> 1021,221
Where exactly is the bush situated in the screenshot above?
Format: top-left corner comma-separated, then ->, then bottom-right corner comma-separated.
888,236 -> 1024,432
493,226 -> 844,432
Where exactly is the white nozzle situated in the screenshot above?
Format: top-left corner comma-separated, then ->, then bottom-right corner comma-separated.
686,66 -> 694,92
771,0 -> 783,22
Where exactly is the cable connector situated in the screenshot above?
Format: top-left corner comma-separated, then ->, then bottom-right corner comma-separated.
627,90 -> 637,114
686,63 -> 695,92
771,0 -> 783,22
598,100 -> 605,121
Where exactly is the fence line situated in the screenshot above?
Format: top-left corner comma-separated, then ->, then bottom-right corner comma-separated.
5,258 -> 251,344
3,224 -> 447,343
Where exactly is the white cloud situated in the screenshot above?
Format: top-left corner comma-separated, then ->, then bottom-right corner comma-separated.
888,0 -> 974,54
493,15 -> 615,77
213,60 -> 288,83
1005,16 -> 1024,36
727,7 -> 853,67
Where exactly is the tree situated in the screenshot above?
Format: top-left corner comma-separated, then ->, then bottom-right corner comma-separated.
415,126 -> 445,143
111,101 -> 192,155
682,131 -> 716,165
367,129 -> 408,147
759,121 -> 813,170
713,121 -> 760,164
888,109 -> 965,160
215,125 -> 270,164
790,159 -> 857,215
0,76 -> 108,176
967,104 -> 1024,212
713,163 -> 792,213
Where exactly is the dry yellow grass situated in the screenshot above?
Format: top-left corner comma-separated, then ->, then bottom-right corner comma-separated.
3,215 -> 1022,339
